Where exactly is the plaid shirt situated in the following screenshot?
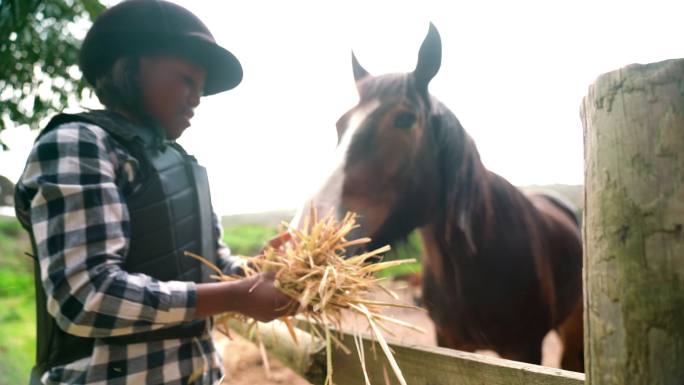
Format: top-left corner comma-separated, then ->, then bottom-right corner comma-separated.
16,121 -> 241,385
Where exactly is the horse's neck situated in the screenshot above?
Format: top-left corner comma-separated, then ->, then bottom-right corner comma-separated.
423,118 -> 541,268
420,170 -> 525,303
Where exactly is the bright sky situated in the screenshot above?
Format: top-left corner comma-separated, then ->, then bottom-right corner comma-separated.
1,0 -> 682,214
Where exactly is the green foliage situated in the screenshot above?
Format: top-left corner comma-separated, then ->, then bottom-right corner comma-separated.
377,231 -> 423,277
0,214 -> 22,235
0,217 -> 35,384
382,231 -> 423,262
0,216 -> 32,274
0,0 -> 106,147
222,224 -> 279,256
0,294 -> 35,385
0,267 -> 33,297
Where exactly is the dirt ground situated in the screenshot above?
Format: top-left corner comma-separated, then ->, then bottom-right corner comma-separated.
216,280 -> 563,384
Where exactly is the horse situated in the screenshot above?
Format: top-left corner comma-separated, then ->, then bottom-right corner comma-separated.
293,23 -> 584,371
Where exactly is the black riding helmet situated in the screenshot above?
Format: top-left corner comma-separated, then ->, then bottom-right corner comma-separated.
79,0 -> 242,96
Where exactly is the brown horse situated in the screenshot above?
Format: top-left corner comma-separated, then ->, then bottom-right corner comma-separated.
293,24 -> 583,371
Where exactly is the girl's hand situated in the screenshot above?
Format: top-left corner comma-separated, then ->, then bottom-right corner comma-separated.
236,271 -> 298,322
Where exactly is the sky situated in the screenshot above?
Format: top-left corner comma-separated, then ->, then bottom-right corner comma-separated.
1,0 -> 683,215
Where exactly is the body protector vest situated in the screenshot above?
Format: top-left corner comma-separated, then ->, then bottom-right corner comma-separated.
18,110 -> 217,379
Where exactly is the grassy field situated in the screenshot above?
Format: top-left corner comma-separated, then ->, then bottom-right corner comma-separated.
0,217 -> 34,385
0,215 -> 423,385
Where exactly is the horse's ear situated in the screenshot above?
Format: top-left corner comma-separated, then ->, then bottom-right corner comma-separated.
352,51 -> 370,84
413,23 -> 442,93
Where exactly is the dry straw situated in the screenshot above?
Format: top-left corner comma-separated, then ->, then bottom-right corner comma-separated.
186,208 -> 422,385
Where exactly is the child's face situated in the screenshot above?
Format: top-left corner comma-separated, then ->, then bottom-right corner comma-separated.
138,55 -> 206,140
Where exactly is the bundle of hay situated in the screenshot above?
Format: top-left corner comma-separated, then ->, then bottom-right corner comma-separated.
187,209 -> 420,385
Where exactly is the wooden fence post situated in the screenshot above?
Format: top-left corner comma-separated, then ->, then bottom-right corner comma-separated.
581,59 -> 684,385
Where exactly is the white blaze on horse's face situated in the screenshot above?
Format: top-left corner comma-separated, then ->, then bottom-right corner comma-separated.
291,99 -> 381,230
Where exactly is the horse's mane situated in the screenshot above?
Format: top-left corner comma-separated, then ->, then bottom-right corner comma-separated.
430,99 -> 494,256
430,98 -> 558,263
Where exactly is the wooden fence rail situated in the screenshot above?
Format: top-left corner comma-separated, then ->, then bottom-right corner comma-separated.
227,319 -> 585,385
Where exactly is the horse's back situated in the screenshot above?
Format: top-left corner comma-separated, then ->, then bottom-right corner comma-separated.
526,191 -> 583,325
483,175 -> 583,326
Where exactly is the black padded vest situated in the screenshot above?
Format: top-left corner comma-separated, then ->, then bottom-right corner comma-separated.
20,110 -> 217,381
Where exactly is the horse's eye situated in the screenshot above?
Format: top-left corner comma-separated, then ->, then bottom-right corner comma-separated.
394,112 -> 416,129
